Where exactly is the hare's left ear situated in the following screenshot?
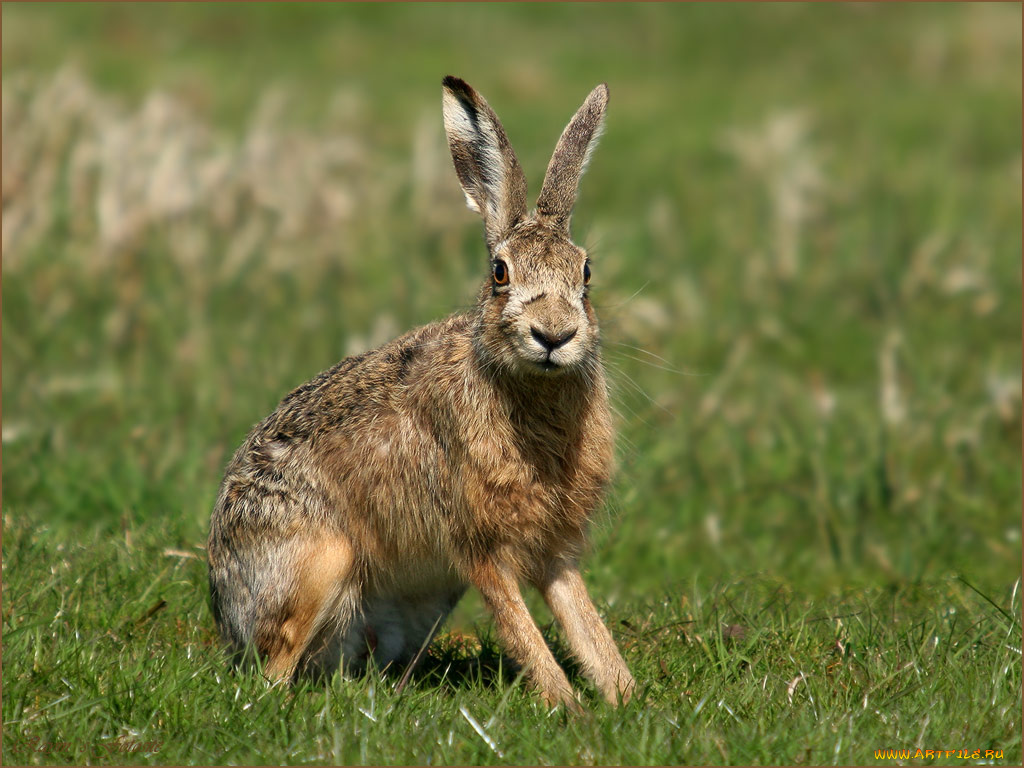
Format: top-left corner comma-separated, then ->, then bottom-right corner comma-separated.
442,76 -> 528,250
535,84 -> 609,234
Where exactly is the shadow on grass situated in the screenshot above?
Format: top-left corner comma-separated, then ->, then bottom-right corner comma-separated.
284,628 -> 591,700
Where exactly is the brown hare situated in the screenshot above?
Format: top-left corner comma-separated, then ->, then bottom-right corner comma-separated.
207,76 -> 635,709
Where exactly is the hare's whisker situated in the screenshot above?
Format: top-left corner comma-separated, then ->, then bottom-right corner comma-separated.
608,348 -> 704,377
593,280 -> 650,312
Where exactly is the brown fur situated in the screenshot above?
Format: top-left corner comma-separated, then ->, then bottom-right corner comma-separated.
208,76 -> 635,708
259,535 -> 355,681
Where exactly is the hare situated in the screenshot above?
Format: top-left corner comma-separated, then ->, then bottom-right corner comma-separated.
207,76 -> 635,709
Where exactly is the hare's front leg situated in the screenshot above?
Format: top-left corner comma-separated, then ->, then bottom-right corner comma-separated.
469,559 -> 580,711
537,560 -> 635,705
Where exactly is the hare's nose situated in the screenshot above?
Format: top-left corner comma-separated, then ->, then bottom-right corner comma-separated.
531,327 -> 577,352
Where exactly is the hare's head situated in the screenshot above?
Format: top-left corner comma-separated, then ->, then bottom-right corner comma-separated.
442,76 -> 608,377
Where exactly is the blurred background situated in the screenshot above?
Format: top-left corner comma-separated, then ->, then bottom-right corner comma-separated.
3,2 -> 1021,602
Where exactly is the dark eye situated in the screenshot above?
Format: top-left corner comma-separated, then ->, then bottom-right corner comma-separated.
583,260 -> 591,285
493,259 -> 509,285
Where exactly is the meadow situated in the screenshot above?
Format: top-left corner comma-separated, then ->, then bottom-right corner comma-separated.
2,3 -> 1021,765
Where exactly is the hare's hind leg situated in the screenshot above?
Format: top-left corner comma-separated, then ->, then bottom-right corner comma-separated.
253,534 -> 358,683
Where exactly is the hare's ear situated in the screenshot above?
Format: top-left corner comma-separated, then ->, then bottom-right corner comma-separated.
442,76 -> 528,249
535,84 -> 609,234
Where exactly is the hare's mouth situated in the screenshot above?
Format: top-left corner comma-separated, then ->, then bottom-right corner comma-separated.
529,353 -> 579,375
519,342 -> 587,374
507,323 -> 587,374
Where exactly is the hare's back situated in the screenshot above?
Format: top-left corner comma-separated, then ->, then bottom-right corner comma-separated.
261,312 -> 473,442
211,314 -> 474,535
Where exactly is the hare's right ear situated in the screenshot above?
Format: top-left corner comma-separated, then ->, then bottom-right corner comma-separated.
442,76 -> 528,250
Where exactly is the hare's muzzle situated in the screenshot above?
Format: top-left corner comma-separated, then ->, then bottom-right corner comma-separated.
530,326 -> 578,353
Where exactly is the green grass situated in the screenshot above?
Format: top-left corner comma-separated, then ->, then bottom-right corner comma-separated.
2,3 -> 1021,765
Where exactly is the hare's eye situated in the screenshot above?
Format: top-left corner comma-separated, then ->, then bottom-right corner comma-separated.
493,260 -> 509,286
583,260 -> 591,285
